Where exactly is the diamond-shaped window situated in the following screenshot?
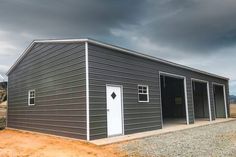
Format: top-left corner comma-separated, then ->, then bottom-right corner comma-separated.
111,92 -> 116,99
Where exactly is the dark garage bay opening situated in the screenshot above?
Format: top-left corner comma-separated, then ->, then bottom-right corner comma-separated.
192,81 -> 210,121
213,84 -> 226,118
160,75 -> 187,127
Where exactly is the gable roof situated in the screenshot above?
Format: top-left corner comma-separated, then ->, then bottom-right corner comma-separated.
6,38 -> 229,80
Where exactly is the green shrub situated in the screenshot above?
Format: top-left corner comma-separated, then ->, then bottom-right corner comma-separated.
0,117 -> 6,129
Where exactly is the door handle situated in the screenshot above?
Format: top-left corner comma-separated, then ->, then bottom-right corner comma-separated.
107,109 -> 110,112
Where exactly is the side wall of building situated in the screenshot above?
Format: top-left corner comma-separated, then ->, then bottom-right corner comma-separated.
7,43 -> 87,139
88,43 -> 229,140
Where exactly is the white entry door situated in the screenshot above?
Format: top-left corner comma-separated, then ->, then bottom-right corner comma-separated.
106,85 -> 123,137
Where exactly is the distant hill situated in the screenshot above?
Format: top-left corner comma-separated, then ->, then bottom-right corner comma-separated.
230,95 -> 236,104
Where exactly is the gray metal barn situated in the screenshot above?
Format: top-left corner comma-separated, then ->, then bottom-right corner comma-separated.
6,39 -> 230,140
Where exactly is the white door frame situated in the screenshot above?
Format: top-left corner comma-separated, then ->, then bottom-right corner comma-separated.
159,71 -> 189,127
106,84 -> 124,137
191,78 -> 212,122
212,82 -> 228,118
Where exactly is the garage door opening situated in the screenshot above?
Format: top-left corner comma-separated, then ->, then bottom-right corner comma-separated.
160,74 -> 188,127
192,80 -> 211,122
213,84 -> 227,118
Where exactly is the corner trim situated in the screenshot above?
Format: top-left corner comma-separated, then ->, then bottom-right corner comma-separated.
85,42 -> 90,141
6,82 -> 8,127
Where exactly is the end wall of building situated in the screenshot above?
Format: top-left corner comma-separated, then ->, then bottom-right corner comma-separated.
7,43 -> 87,139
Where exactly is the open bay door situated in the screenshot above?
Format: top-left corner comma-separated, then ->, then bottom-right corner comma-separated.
213,84 -> 227,118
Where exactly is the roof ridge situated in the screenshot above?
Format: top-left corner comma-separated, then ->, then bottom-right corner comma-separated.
6,38 -> 229,80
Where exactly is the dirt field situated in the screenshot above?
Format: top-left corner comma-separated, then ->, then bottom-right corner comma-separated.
0,129 -> 125,157
230,104 -> 236,117
1,120 -> 236,157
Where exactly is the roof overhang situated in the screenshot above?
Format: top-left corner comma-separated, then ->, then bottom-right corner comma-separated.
6,38 -> 229,80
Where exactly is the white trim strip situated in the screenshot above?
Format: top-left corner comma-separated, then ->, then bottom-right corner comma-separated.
184,78 -> 190,125
159,71 -> 185,79
212,82 -> 228,119
191,78 -> 212,121
158,73 -> 164,128
223,85 -> 228,118
191,78 -> 208,83
6,82 -> 8,127
6,38 -> 229,81
159,71 -> 189,125
36,39 -> 88,43
207,83 -> 212,121
85,42 -> 90,141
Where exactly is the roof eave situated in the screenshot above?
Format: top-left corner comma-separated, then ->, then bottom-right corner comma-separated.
6,38 -> 230,81
87,39 -> 230,81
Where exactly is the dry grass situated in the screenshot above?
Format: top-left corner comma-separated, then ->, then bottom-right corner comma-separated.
0,111 -> 5,117
0,101 -> 7,108
0,101 -> 7,117
0,101 -> 7,129
230,104 -> 236,118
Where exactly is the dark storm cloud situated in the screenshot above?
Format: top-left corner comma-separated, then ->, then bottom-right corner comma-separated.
137,0 -> 236,52
1,0 -> 236,52
0,0 -> 146,38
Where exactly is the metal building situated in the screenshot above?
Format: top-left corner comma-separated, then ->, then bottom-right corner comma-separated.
6,39 -> 229,140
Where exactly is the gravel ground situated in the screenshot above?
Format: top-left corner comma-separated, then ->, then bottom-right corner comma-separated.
117,120 -> 236,157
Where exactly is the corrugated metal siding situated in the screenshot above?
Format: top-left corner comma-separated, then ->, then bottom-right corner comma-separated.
209,82 -> 216,120
186,77 -> 194,124
7,43 -> 87,139
88,43 -> 229,140
88,44 -> 161,140
226,83 -> 230,116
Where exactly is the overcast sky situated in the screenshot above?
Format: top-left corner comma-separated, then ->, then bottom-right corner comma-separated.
0,0 -> 236,94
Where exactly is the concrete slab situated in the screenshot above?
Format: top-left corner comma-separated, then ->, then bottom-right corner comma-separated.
163,118 -> 186,128
91,118 -> 236,146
